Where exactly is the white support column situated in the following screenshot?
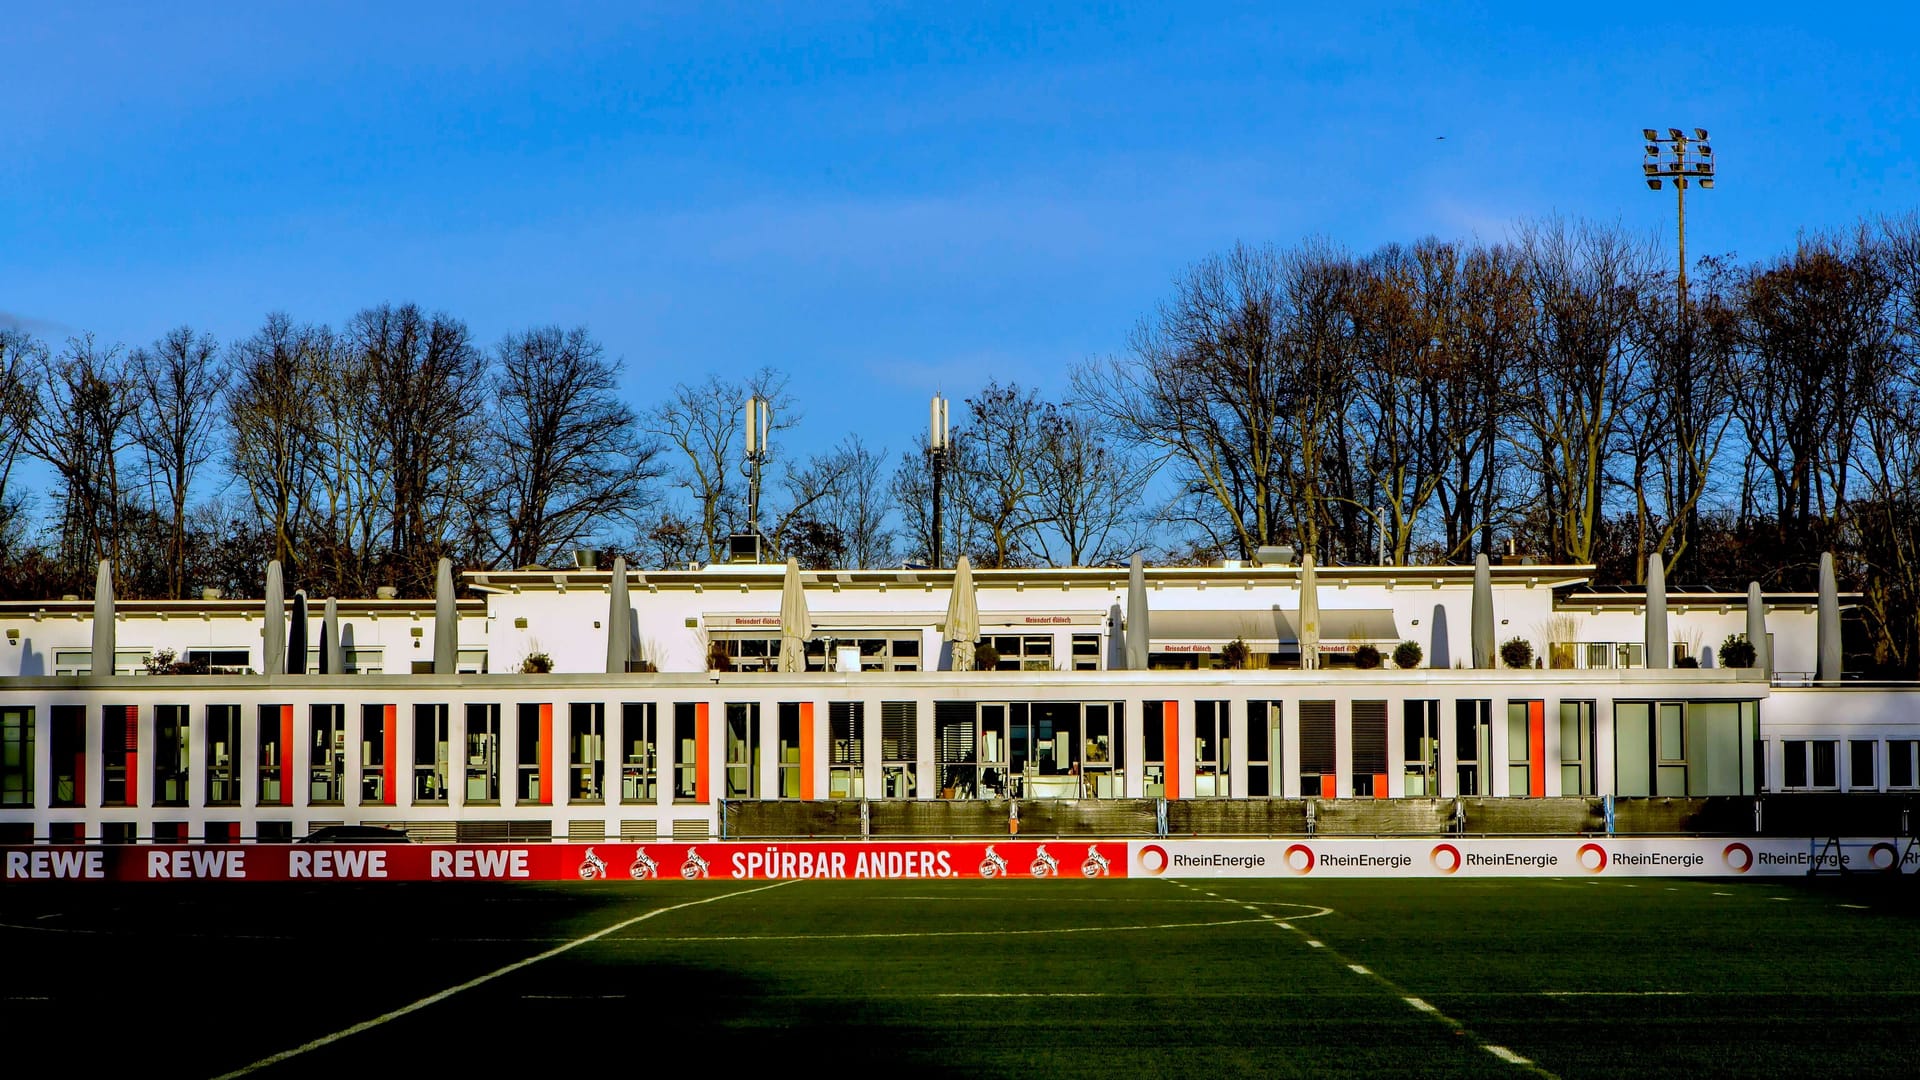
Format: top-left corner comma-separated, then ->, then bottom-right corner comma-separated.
554,702 -> 574,808
916,693 -> 936,800
344,704 -> 363,812
1124,696 -> 1146,798
1382,697 -> 1403,799
1437,698 -> 1458,799
1280,697 -> 1301,799
1333,698 -> 1354,800
1488,699 -> 1510,798
1228,699 -> 1248,800
1594,697 -> 1616,797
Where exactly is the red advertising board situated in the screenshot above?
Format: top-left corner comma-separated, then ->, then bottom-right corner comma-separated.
3,840 -> 1129,883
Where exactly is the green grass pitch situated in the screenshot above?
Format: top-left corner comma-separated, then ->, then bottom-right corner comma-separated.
3,875 -> 1916,1078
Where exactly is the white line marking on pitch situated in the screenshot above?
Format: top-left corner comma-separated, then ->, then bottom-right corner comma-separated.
936,993 -> 1107,998
641,917 -> 1269,943
1485,1046 -> 1531,1065
1405,997 -> 1437,1013
1712,892 -> 1733,896
1840,904 -> 1869,910
209,880 -> 800,1080
1306,940 -> 1325,949
1348,964 -> 1372,975
521,994 -> 627,1000
1541,990 -> 1686,997
1277,922 -> 1294,930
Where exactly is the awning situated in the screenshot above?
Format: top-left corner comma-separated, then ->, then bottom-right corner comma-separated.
1149,608 -> 1398,653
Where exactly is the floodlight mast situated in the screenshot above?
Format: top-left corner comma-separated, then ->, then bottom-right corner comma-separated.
1642,126 -> 1716,313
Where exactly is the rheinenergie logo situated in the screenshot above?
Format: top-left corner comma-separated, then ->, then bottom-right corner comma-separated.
1576,842 -> 1609,872
1430,843 -> 1461,874
1136,844 -> 1169,875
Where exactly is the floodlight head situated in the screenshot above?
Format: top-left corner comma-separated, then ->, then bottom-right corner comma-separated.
1675,177 -> 1688,189
1668,127 -> 1684,139
1643,128 -> 1658,140
1698,144 -> 1712,157
1645,143 -> 1660,156
1694,127 -> 1708,140
1647,179 -> 1662,190
1643,163 -> 1657,175
1700,178 -> 1713,189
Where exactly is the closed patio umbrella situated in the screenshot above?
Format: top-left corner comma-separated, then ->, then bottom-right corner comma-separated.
287,590 -> 309,675
1645,552 -> 1669,669
1746,581 -> 1769,675
1471,553 -> 1494,669
91,559 -> 114,676
1298,554 -> 1321,671
321,597 -> 342,674
946,555 -> 979,671
1124,553 -> 1149,671
607,555 -> 633,674
434,557 -> 458,674
263,559 -> 285,677
779,557 -> 811,673
1818,552 -> 1841,681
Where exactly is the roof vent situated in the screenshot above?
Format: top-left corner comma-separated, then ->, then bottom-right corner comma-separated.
1252,545 -> 1296,567
573,549 -> 600,570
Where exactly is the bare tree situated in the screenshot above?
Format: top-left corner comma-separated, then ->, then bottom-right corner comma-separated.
128,326 -> 226,598
1031,403 -> 1145,566
645,367 -> 792,563
23,334 -> 136,584
0,330 -> 45,562
1512,219 -> 1652,567
811,435 -> 894,568
951,381 -> 1050,568
348,303 -> 490,594
491,326 -> 662,568
228,314 -> 326,577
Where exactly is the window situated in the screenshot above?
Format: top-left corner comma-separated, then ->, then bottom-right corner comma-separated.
516,704 -> 550,803
1849,740 -> 1876,791
1506,701 -> 1543,798
1071,634 -> 1100,671
1083,703 -> 1122,798
259,705 -> 291,806
1455,700 -> 1490,796
725,703 -> 760,798
1656,703 -> 1687,796
982,704 -> 1011,798
802,637 -> 923,672
185,648 -> 252,674
572,703 -> 605,802
936,701 -> 979,799
154,705 -> 190,807
1402,701 -> 1439,797
360,705 -> 394,806
1352,701 -> 1387,798
102,705 -> 136,806
1299,701 -> 1335,798
829,702 -> 863,798
1192,701 -> 1229,797
207,705 -> 240,805
0,706 -> 31,808
413,704 -> 450,803
777,703 -> 803,798
465,704 -> 500,803
1559,701 -> 1595,796
672,703 -> 701,802
1142,702 -> 1168,798
881,701 -> 917,799
621,702 -> 657,803
51,705 -> 85,807
302,646 -> 384,674
1246,701 -> 1283,797
309,704 -> 344,804
1782,740 -> 1839,790
982,634 -> 1056,671
55,649 -> 148,676
1891,741 -> 1918,790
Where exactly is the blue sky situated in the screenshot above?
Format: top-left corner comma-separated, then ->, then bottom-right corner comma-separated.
5,2 -> 1919,500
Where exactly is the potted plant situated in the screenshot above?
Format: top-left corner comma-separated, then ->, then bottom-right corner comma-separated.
974,643 -> 1001,670
520,651 -> 553,674
1720,634 -> 1756,669
1500,636 -> 1534,669
1220,637 -> 1252,670
1393,640 -> 1423,669
1353,644 -> 1382,669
